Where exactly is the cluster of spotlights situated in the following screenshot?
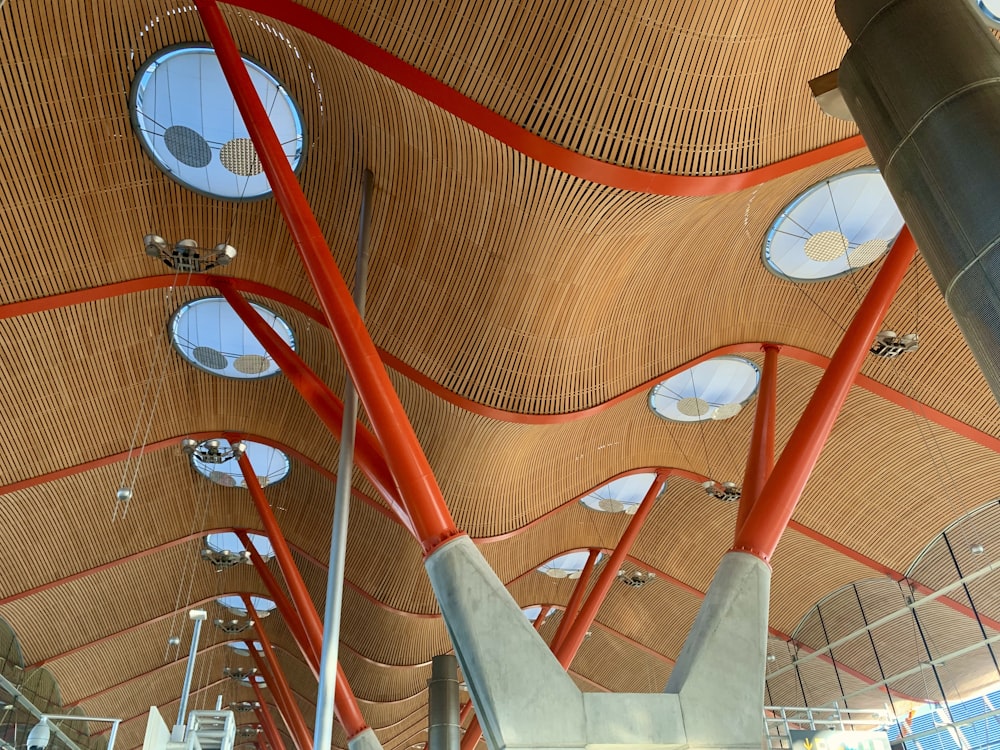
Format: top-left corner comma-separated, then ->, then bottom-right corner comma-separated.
200,547 -> 251,570
229,702 -> 261,713
617,569 -> 656,588
223,667 -> 258,681
214,618 -> 256,634
144,234 -> 237,273
182,438 -> 247,464
702,480 -> 741,502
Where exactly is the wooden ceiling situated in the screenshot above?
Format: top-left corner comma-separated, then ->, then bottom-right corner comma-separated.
1,1 -> 999,749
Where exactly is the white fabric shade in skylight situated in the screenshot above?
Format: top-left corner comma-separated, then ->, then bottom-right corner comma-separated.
192,439 -> 290,488
206,532 -> 274,561
580,472 -> 659,514
170,297 -> 294,380
763,167 -> 903,282
131,45 -> 304,200
217,595 -> 276,616
537,551 -> 603,579
649,356 -> 760,423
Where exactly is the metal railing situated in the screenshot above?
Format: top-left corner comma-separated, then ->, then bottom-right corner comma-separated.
765,706 -> 893,750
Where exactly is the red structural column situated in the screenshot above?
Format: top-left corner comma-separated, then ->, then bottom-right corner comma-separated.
218,282 -> 413,537
734,344 -> 780,539
254,696 -> 286,750
733,227 -> 917,561
237,530 -> 321,672
196,0 -> 460,554
235,460 -> 370,738
244,612 -> 313,750
556,471 -> 668,667
548,549 -> 599,654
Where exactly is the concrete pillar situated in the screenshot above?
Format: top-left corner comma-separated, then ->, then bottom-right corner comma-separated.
837,0 -> 1000,403
428,655 -> 460,750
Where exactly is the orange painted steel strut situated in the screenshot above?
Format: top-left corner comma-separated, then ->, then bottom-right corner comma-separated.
548,548 -> 600,655
217,281 -> 414,538
254,695 -> 287,750
196,0 -> 460,554
555,471 -> 669,668
236,455 -> 370,738
734,344 -> 781,539
733,228 -> 918,561
245,609 -> 313,750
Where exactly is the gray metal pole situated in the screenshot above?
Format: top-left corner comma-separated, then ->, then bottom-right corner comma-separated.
427,655 -> 460,750
175,610 -> 208,737
836,0 -> 1000,404
314,168 -> 375,750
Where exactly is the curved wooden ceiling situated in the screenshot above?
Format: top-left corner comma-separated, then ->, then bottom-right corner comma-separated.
0,1 -> 999,750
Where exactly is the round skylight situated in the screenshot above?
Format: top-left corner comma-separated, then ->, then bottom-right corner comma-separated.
763,167 -> 904,282
522,605 -> 556,621
580,472 -> 660,514
975,0 -> 1000,26
130,44 -> 305,200
649,356 -> 760,423
217,595 -> 276,616
227,641 -> 263,656
206,532 -> 274,561
170,297 -> 294,380
191,439 -> 290,488
537,551 -> 603,579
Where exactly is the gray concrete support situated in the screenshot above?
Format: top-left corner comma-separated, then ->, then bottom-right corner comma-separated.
837,0 -> 1000,403
425,537 -> 767,750
428,655 -> 460,750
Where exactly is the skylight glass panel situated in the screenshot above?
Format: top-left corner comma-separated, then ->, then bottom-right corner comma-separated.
216,595 -> 276,616
763,167 -> 904,282
977,0 -> 1000,26
227,641 -> 264,655
537,551 -> 603,579
131,45 -> 304,200
580,472 -> 659,514
649,356 -> 760,423
170,297 -> 294,380
206,532 -> 274,561
191,439 -> 290,488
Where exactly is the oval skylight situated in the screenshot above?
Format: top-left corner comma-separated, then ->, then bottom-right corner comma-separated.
170,297 -> 294,380
537,551 -> 603,579
206,532 -> 274,561
763,167 -> 904,282
580,472 -> 660,514
522,605 -> 556,621
130,45 -> 305,200
227,641 -> 263,656
974,0 -> 1000,27
649,356 -> 760,423
191,439 -> 290,488
217,595 -> 276,616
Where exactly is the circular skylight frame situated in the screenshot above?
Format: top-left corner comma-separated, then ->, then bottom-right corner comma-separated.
580,472 -> 660,514
205,532 -> 275,561
216,595 -> 276,616
129,43 -> 306,202
191,439 -> 291,489
537,551 -> 604,579
169,297 -> 295,380
974,0 -> 1000,28
762,166 -> 904,283
227,641 -> 264,656
649,356 -> 761,423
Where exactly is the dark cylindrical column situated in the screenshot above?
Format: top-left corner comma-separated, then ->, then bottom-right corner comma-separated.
427,655 -> 460,750
837,0 -> 1000,403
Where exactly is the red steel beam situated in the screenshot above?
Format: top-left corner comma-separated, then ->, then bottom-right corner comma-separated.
255,689 -> 287,750
735,343 -> 780,539
733,228 -> 918,562
555,471 -> 669,667
236,454 -> 370,738
217,281 -> 413,537
548,548 -> 599,654
196,0 -> 460,554
247,604 -> 314,750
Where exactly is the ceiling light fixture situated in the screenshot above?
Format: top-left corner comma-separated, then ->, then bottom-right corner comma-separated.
144,234 -> 236,272
213,618 -> 256,634
200,547 -> 251,571
870,330 -> 920,358
617,569 -> 656,588
703,481 -> 742,502
970,543 -> 985,555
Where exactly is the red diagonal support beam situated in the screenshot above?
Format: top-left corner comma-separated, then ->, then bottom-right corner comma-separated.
548,548 -> 599,654
247,603 -> 314,750
735,343 -> 780,539
236,454 -> 370,739
196,0 -> 460,554
734,227 -> 918,562
255,690 -> 287,750
556,471 -> 669,667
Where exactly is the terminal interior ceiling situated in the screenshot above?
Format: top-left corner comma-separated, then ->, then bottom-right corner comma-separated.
1,1 -> 1000,749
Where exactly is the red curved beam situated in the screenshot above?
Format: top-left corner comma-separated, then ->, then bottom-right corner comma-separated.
1,277 -> 995,454
225,0 -> 866,197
